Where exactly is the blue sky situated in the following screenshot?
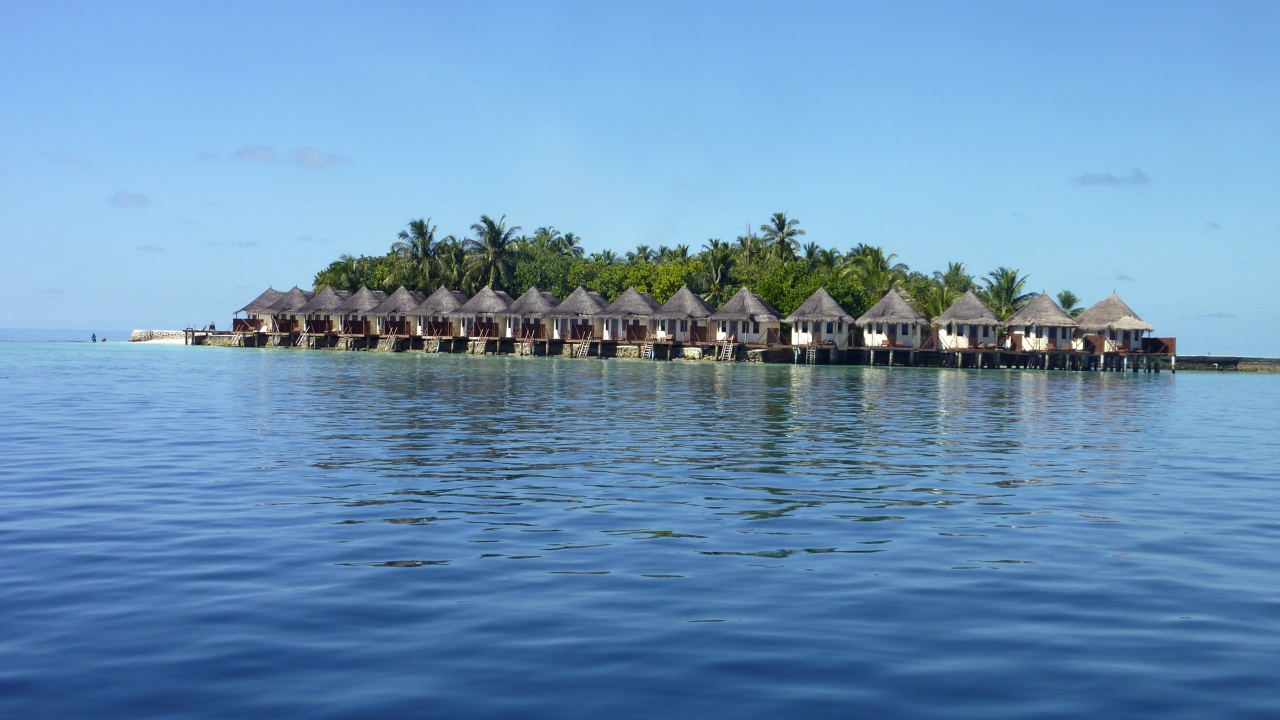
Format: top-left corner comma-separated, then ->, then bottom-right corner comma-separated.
1,1 -> 1277,354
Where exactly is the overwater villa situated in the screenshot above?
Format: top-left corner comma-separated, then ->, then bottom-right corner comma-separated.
206,284 -> 1175,371
545,286 -> 608,340
1075,293 -> 1155,353
709,287 -> 784,344
857,289 -> 927,348
334,286 -> 387,337
936,291 -> 1000,350
296,287 -> 350,337
504,286 -> 560,339
652,285 -> 715,343
597,287 -> 660,342
450,285 -> 514,339
785,288 -> 854,347
234,287 -> 285,333
413,286 -> 469,338
1005,293 -> 1078,352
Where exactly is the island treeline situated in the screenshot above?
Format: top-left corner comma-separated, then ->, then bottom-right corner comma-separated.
313,213 -> 1084,322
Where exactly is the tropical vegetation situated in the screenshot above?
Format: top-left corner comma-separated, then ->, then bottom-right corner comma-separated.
312,212 -> 1048,321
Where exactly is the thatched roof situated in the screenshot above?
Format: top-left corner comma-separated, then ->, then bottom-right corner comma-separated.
597,287 -> 660,318
412,286 -> 469,316
856,289 -> 926,325
449,285 -> 512,316
709,287 -> 784,322
936,291 -> 999,326
295,287 -> 350,315
238,287 -> 284,314
784,287 -> 853,324
506,286 -> 560,317
1005,292 -> 1078,328
334,286 -> 387,314
1075,293 -> 1154,332
546,286 -> 609,318
652,285 -> 716,320
267,286 -> 315,314
369,286 -> 425,316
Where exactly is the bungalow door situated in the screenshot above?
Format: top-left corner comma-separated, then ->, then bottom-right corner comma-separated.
887,323 -> 898,346
968,324 -> 978,347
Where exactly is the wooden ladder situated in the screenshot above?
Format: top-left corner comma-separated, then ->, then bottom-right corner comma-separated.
295,332 -> 307,347
717,340 -> 735,361
805,346 -> 817,365
427,337 -> 440,353
641,339 -> 655,359
576,333 -> 591,358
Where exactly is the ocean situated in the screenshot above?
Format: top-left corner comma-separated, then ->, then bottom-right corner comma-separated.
2,341 -> 1278,718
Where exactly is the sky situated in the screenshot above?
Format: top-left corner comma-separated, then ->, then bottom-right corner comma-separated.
1,1 -> 1277,355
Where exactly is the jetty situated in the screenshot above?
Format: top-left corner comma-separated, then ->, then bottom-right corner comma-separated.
184,285 -> 1179,373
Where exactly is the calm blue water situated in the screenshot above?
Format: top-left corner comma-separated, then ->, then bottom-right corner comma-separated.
2,342 -> 1278,718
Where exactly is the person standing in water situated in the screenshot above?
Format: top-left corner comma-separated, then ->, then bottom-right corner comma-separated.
91,333 -> 96,343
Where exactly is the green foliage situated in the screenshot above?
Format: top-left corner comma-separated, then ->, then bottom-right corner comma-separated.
310,211 -> 1041,323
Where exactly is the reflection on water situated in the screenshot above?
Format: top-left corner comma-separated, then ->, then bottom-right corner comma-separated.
2,345 -> 1278,719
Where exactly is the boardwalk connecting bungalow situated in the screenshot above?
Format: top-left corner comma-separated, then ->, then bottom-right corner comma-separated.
785,288 -> 853,347
449,286 -> 513,340
1005,293 -> 1078,352
597,288 -> 660,342
651,285 -> 715,343
295,287 -> 350,343
857,289 -> 927,348
369,286 -> 426,340
545,287 -> 608,341
234,287 -> 285,334
1075,293 -> 1154,353
413,286 -> 469,338
504,286 -> 560,339
936,291 -> 1000,350
334,287 -> 387,340
710,287 -> 784,344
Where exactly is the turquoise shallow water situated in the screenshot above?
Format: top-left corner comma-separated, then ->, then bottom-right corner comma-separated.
2,342 -> 1279,718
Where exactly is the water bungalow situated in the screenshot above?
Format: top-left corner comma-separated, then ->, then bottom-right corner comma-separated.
545,286 -> 608,341
234,287 -> 285,334
265,286 -> 315,339
597,288 -> 661,342
1075,293 -> 1155,353
857,289 -> 927,348
413,286 -> 469,338
709,287 -> 784,344
785,288 -> 854,347
651,285 -> 715,343
936,291 -> 1000,350
449,285 -> 513,340
334,286 -> 387,339
295,287 -> 350,340
1005,293 -> 1078,352
369,286 -> 426,339
504,286 -> 560,339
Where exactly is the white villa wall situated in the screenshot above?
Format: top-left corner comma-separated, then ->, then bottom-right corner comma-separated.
654,319 -> 710,342
860,322 -> 922,348
938,323 -> 998,350
551,318 -> 605,340
790,320 -> 849,346
715,320 -> 778,344
1010,326 -> 1079,352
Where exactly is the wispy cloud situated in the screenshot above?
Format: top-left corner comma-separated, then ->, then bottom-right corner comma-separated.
207,240 -> 260,248
1073,168 -> 1150,187
291,147 -> 349,170
1203,221 -> 1222,232
137,244 -> 164,253
234,144 -> 278,164
295,235 -> 333,244
196,151 -> 220,163
1116,272 -> 1137,282
41,151 -> 92,168
108,190 -> 150,208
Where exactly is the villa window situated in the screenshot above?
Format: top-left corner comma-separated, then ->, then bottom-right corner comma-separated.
826,322 -> 833,334
681,320 -> 688,331
982,326 -> 989,338
876,323 -> 884,334
901,324 -> 909,336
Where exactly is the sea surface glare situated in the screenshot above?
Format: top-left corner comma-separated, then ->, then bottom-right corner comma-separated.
2,342 -> 1279,719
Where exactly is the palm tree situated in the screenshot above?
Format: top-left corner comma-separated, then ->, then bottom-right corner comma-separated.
590,250 -> 619,265
465,215 -> 519,290
557,232 -> 585,258
314,253 -> 360,292
760,212 -> 804,262
917,283 -> 961,322
434,236 -> 473,292
1057,290 -> 1084,318
933,261 -> 975,293
980,267 -> 1035,320
388,218 -> 437,292
627,244 -> 655,264
696,239 -> 734,306
670,244 -> 690,262
734,228 -> 763,262
817,248 -> 842,271
656,245 -> 673,263
534,226 -> 561,251
802,242 -> 821,270
843,244 -> 908,297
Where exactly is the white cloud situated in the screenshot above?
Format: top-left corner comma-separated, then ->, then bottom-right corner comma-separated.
108,190 -> 150,208
291,147 -> 349,170
1116,272 -> 1137,282
1073,168 -> 1150,187
234,144 -> 278,163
